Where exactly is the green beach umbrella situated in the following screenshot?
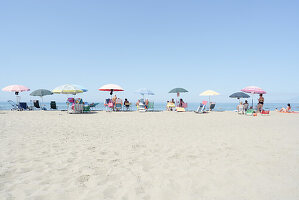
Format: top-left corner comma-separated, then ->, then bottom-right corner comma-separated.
30,89 -> 53,108
169,88 -> 189,106
30,89 -> 53,97
169,88 -> 188,94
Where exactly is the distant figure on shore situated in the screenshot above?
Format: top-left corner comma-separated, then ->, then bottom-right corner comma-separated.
257,94 -> 264,113
244,100 -> 249,111
279,104 -> 292,112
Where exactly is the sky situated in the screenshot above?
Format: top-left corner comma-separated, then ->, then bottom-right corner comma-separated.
0,0 -> 298,103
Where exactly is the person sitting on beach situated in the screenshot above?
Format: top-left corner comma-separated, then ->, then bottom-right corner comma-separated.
237,102 -> 244,111
179,99 -> 185,107
244,100 -> 249,111
145,99 -> 149,109
280,104 -> 291,112
171,99 -> 175,104
257,94 -> 264,113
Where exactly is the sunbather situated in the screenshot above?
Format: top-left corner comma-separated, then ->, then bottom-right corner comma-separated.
279,104 -> 291,113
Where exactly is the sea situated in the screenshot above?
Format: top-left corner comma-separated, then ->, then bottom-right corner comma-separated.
1,101 -> 298,112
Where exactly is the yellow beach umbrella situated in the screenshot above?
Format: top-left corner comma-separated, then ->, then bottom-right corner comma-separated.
200,90 -> 220,108
52,84 -> 83,95
200,90 -> 220,96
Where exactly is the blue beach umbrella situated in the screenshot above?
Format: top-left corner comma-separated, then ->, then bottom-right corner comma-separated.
72,84 -> 88,92
136,88 -> 155,99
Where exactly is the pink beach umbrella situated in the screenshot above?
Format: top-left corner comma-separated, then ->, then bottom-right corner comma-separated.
241,86 -> 266,107
2,85 -> 30,103
99,84 -> 124,96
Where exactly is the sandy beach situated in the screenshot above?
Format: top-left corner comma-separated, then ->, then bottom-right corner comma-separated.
0,111 -> 298,200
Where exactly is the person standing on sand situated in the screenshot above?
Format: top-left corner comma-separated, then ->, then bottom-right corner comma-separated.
112,95 -> 117,111
244,100 -> 249,111
257,94 -> 264,113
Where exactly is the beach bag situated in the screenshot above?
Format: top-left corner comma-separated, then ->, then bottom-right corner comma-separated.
108,102 -> 114,108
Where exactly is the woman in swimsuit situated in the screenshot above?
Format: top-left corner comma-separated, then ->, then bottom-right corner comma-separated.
257,94 -> 264,113
280,104 -> 291,112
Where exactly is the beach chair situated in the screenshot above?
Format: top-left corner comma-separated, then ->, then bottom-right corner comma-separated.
69,103 -> 84,114
89,103 -> 99,110
33,100 -> 40,109
246,109 -> 255,116
166,102 -> 175,111
83,105 -> 91,113
195,101 -> 208,114
124,102 -> 131,111
115,98 -> 123,111
8,100 -> 19,110
237,105 -> 244,114
19,102 -> 28,111
104,99 -> 113,111
138,99 -> 146,112
50,101 -> 57,110
148,102 -> 154,111
209,103 -> 216,111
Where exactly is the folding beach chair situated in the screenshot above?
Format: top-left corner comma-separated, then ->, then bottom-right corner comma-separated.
8,100 -> 19,110
115,98 -> 123,111
209,103 -> 216,111
124,102 -> 131,111
246,109 -> 255,116
104,99 -> 112,111
138,99 -> 146,112
237,105 -> 245,115
19,102 -> 28,111
89,103 -> 99,110
195,101 -> 208,114
50,101 -> 57,110
148,102 -> 154,111
33,100 -> 40,109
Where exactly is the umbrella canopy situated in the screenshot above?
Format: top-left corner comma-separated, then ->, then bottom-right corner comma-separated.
2,85 -> 30,93
72,84 -> 88,92
229,92 -> 250,99
241,86 -> 266,94
99,84 -> 124,91
169,88 -> 188,93
136,88 -> 155,96
30,89 -> 53,97
2,84 -> 30,103
52,84 -> 83,94
200,90 -> 220,96
241,86 -> 266,107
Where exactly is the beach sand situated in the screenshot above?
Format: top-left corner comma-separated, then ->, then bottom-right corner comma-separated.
0,111 -> 298,200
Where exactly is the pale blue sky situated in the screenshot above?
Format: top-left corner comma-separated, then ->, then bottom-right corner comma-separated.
0,0 -> 298,103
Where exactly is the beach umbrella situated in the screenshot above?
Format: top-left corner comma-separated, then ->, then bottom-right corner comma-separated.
52,84 -> 83,95
72,84 -> 88,92
229,92 -> 250,100
2,85 -> 30,103
30,89 -> 53,108
169,88 -> 188,106
241,86 -> 266,107
136,88 -> 155,99
99,84 -> 124,98
200,90 -> 220,108
169,88 -> 188,96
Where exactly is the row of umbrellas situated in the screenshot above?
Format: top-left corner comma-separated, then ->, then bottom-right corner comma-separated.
2,84 -> 267,106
